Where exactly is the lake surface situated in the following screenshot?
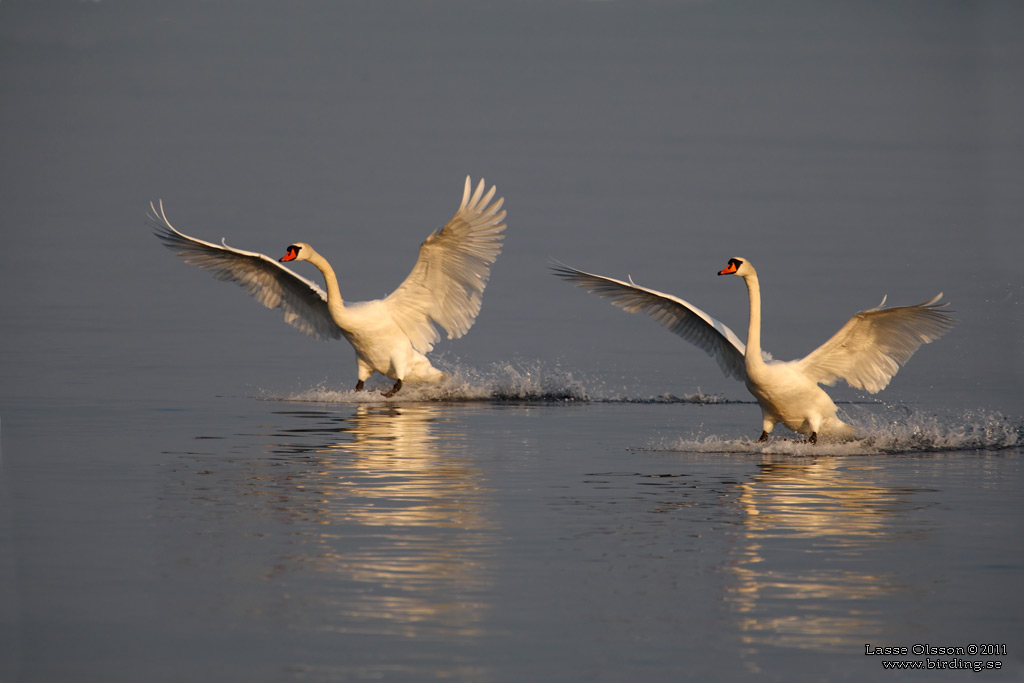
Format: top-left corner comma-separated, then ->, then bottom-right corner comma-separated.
2,1 -> 1023,681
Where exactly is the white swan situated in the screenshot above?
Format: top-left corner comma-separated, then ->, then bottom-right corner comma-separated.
151,176 -> 507,397
553,257 -> 955,443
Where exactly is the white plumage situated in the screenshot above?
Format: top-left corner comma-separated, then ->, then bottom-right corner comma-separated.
152,176 -> 506,396
553,257 -> 955,442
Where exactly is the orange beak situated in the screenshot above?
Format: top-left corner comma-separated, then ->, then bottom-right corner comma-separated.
280,247 -> 298,262
718,262 -> 738,276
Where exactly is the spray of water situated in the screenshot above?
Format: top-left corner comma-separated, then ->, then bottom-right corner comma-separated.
269,357 -> 726,405
653,404 -> 1024,455
260,358 -> 1022,453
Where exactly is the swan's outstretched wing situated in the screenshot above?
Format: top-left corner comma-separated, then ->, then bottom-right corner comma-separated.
385,176 -> 507,353
149,201 -> 342,341
796,294 -> 955,393
551,262 -> 749,381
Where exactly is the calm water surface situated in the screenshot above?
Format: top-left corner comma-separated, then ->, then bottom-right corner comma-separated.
3,393 -> 1021,681
2,1 -> 1023,681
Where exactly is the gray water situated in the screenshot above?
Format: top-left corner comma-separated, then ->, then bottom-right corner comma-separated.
2,1 -> 1023,681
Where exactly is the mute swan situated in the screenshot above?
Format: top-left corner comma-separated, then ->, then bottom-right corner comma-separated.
553,257 -> 955,443
151,176 -> 506,397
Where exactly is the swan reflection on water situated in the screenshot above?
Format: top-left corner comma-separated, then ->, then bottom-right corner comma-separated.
281,404 -> 494,532
215,403 -> 498,647
725,457 -> 933,655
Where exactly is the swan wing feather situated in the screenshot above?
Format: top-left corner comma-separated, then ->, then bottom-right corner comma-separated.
551,262 -> 749,381
384,176 -> 507,353
148,201 -> 341,341
796,293 -> 956,393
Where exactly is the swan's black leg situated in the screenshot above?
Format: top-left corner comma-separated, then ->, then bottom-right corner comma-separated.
809,432 -> 818,445
757,431 -> 769,442
383,379 -> 403,398
354,380 -> 365,392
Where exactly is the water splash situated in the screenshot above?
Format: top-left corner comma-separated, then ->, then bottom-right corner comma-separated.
263,358 -> 725,405
848,405 -> 1024,452
653,405 -> 1024,455
259,360 -> 1023,453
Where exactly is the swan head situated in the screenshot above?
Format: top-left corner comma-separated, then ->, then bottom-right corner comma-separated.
718,257 -> 754,277
280,242 -> 313,263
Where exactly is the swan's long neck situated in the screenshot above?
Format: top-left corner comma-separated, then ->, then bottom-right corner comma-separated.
743,272 -> 765,368
306,251 -> 351,326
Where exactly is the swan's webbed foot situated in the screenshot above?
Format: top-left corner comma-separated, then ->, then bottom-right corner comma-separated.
354,380 -> 365,392
757,431 -> 769,443
382,379 -> 403,398
809,432 -> 818,445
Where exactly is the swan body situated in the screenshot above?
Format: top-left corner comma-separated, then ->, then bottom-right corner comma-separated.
553,257 -> 955,443
151,176 -> 507,396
